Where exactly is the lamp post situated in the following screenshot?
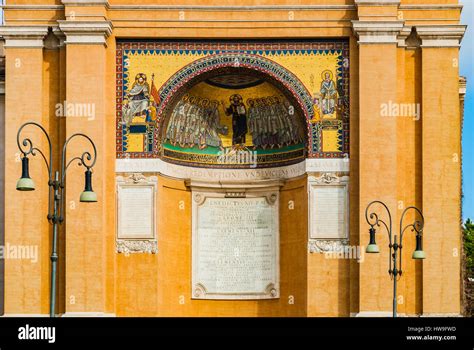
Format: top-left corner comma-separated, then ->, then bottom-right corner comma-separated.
16,121 -> 97,317
365,200 -> 426,318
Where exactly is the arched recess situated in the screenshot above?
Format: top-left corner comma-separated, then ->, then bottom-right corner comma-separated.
155,53 -> 315,155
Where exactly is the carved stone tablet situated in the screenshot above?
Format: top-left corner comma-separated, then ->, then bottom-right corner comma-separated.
116,174 -> 157,253
308,174 -> 349,252
118,186 -> 154,239
310,186 -> 346,239
192,192 -> 279,300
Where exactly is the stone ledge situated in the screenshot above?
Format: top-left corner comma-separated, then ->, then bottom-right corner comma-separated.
355,0 -> 400,5
61,312 -> 116,317
1,313 -> 49,317
57,20 -> 113,46
354,311 -> 398,317
420,313 -> 463,317
352,20 -> 405,45
62,0 -> 109,5
0,26 -> 49,48
416,25 -> 467,48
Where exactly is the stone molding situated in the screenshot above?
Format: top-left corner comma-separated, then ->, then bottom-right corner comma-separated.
52,27 -> 66,48
305,158 -> 350,173
1,314 -> 50,317
420,313 -> 462,318
116,239 -> 158,254
61,312 -> 116,317
352,20 -> 405,45
354,311 -> 396,317
115,158 -> 349,180
0,26 -> 49,48
416,25 -> 467,48
62,0 -> 109,5
397,26 -> 422,49
355,0 -> 400,4
308,239 -> 350,253
108,5 -> 356,11
58,20 -> 113,46
186,178 -> 285,192
399,4 -> 463,10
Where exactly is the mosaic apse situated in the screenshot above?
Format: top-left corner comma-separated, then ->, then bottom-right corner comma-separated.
116,40 -> 350,168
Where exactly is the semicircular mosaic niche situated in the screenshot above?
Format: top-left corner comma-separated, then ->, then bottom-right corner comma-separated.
161,79 -> 306,168
116,40 -> 350,165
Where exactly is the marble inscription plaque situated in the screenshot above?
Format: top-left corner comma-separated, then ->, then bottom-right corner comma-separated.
192,195 -> 279,299
118,185 -> 154,239
310,186 -> 346,239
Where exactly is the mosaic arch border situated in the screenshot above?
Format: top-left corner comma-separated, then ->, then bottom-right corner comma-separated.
116,40 -> 350,160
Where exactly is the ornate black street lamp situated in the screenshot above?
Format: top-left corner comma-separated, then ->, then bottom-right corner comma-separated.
16,121 -> 97,317
365,200 -> 426,317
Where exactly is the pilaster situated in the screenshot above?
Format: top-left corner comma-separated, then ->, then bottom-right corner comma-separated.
352,0 -> 403,315
58,16 -> 112,315
417,24 -> 466,316
0,26 -> 50,315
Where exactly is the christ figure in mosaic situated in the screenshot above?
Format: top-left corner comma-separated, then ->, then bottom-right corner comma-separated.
223,94 -> 248,146
122,73 -> 150,126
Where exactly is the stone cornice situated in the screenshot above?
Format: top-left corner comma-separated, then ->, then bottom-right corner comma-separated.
355,0 -> 400,5
108,5 -> 356,11
57,20 -> 113,46
0,26 -> 49,48
416,25 -> 467,48
61,0 -> 109,5
2,4 -> 358,11
51,27 -> 66,48
352,20 -> 404,45
3,5 -> 64,10
397,26 -> 412,48
399,4 -> 463,10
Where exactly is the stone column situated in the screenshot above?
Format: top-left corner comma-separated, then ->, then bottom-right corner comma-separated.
0,26 -> 50,315
352,0 -> 404,316
417,25 -> 466,316
58,19 -> 113,316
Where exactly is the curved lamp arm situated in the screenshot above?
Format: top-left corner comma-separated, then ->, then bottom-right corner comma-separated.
60,133 -> 97,182
399,206 -> 425,275
17,121 -> 54,219
17,121 -> 53,176
58,133 -> 97,221
365,200 -> 393,273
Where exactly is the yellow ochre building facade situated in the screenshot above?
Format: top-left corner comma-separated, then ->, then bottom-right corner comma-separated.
0,0 -> 468,317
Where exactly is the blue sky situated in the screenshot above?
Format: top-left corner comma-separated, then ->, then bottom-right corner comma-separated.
461,0 -> 474,221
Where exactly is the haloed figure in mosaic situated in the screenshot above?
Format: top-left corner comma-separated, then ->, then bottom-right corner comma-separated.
122,73 -> 151,126
165,93 -> 189,146
320,70 -> 338,117
165,94 -> 227,150
273,96 -> 295,147
247,95 -> 302,150
204,100 -> 227,150
247,98 -> 260,148
223,94 -> 248,146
